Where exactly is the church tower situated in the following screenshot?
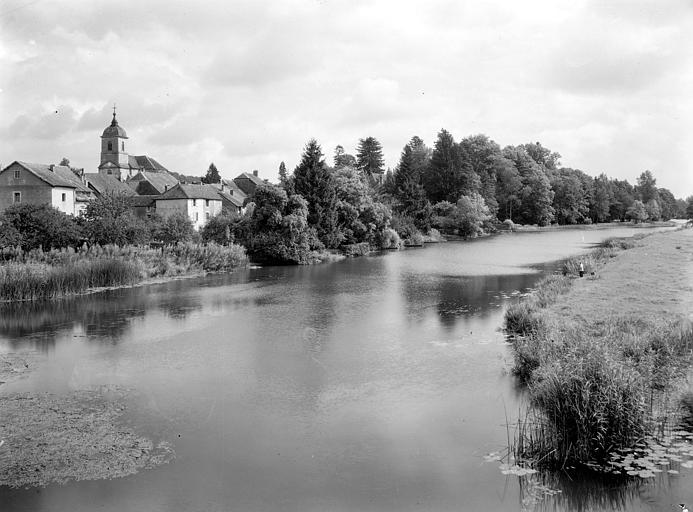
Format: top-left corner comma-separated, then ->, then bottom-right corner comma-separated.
98,107 -> 131,181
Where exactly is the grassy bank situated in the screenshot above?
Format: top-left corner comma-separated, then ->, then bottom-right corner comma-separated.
504,227 -> 693,470
0,242 -> 248,301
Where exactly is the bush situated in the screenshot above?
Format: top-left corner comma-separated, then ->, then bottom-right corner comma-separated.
1,203 -> 82,250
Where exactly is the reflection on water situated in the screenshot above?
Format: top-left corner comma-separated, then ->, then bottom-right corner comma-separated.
1,227 -> 690,512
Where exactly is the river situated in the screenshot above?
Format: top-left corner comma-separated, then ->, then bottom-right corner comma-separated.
1,226 -> 690,511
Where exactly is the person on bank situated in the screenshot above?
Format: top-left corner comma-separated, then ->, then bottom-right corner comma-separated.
579,261 -> 585,278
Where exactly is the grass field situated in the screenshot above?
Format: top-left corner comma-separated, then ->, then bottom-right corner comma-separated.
505,227 -> 693,469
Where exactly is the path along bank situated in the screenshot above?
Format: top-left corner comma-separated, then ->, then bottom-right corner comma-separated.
505,226 -> 693,470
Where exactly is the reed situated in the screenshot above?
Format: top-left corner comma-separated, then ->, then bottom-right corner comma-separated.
0,242 -> 248,301
504,233 -> 693,470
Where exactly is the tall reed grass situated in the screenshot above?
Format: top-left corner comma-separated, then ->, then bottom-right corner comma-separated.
0,242 -> 248,301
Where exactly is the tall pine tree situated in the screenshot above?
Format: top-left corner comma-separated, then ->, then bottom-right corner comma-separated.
202,163 -> 221,184
356,137 -> 385,177
293,139 -> 339,248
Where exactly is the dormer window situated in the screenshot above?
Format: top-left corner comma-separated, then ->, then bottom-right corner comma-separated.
107,141 -> 113,151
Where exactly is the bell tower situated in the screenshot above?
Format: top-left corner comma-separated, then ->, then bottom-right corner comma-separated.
99,106 -> 131,180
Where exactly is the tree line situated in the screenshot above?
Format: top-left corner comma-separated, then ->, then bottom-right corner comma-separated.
208,130 -> 691,264
2,130 -> 691,265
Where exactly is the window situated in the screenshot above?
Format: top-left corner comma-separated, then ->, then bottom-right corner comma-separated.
122,141 -> 125,151
107,141 -> 113,151
194,212 -> 199,221
13,170 -> 20,179
61,193 -> 66,202
205,199 -> 210,207
205,212 -> 210,220
192,199 -> 197,207
13,192 -> 21,204
107,169 -> 112,175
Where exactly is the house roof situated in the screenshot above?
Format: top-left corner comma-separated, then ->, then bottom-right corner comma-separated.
9,161 -> 90,192
128,155 -> 168,172
158,183 -> 222,201
126,170 -> 179,194
217,190 -> 244,208
85,173 -> 137,196
212,180 -> 247,200
235,172 -> 265,186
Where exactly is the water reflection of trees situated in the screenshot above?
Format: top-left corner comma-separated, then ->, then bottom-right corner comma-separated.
401,272 -> 542,328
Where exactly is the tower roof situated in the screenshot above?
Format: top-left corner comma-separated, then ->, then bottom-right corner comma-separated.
101,109 -> 128,138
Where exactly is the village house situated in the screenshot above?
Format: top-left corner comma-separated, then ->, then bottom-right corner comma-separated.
155,183 -> 223,230
0,161 -> 93,215
234,171 -> 265,196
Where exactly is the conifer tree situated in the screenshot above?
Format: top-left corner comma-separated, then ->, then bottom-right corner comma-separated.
293,139 -> 339,247
202,162 -> 221,184
356,137 -> 385,176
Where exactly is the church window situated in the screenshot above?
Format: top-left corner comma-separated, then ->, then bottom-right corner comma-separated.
14,170 -> 20,179
13,192 -> 21,203
108,141 -> 113,151
122,141 -> 125,151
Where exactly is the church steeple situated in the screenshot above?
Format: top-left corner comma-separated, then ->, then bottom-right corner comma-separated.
99,106 -> 131,180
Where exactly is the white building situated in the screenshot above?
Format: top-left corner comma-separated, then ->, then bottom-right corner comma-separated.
155,183 -> 223,230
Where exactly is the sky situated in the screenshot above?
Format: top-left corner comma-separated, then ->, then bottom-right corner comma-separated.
1,0 -> 692,198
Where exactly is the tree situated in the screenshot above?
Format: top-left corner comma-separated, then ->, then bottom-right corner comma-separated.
459,134 -> 504,217
83,192 -> 147,245
356,137 -> 385,177
392,138 -> 433,231
156,213 -> 194,244
626,200 -> 648,223
200,212 -> 239,245
550,168 -> 590,224
636,170 -> 658,204
610,179 -> 635,221
278,161 -> 288,184
520,142 -> 561,171
334,145 -> 357,170
657,188 -> 677,220
495,158 -> 522,221
0,216 -> 23,248
422,129 -> 479,203
686,196 -> 693,219
590,174 -> 613,223
202,163 -> 221,184
503,146 -> 554,225
241,184 -> 320,264
2,203 -> 82,250
454,192 -> 492,237
293,139 -> 340,248
59,157 -> 70,167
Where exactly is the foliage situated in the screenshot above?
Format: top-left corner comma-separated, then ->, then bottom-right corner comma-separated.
239,184 -> 321,264
200,212 -> 238,245
356,136 -> 385,177
422,129 -> 479,203
155,213 -> 195,245
201,162 -> 221,184
83,192 -> 147,245
626,200 -> 648,222
454,192 -> 492,237
1,203 -> 82,250
293,139 -> 340,248
334,145 -> 357,170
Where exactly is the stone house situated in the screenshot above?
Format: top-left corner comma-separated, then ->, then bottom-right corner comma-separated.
233,171 -> 265,196
155,183 -> 222,230
0,161 -> 93,215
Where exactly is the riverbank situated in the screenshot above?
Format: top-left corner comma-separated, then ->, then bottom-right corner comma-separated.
505,227 -> 693,470
0,242 -> 247,301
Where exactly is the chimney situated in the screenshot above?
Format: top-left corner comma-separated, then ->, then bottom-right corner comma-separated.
49,164 -> 54,172
221,182 -> 225,191
164,185 -> 168,192
253,170 -> 258,177
229,189 -> 233,196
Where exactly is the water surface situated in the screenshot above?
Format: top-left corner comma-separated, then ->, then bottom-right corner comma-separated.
1,227 -> 690,511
